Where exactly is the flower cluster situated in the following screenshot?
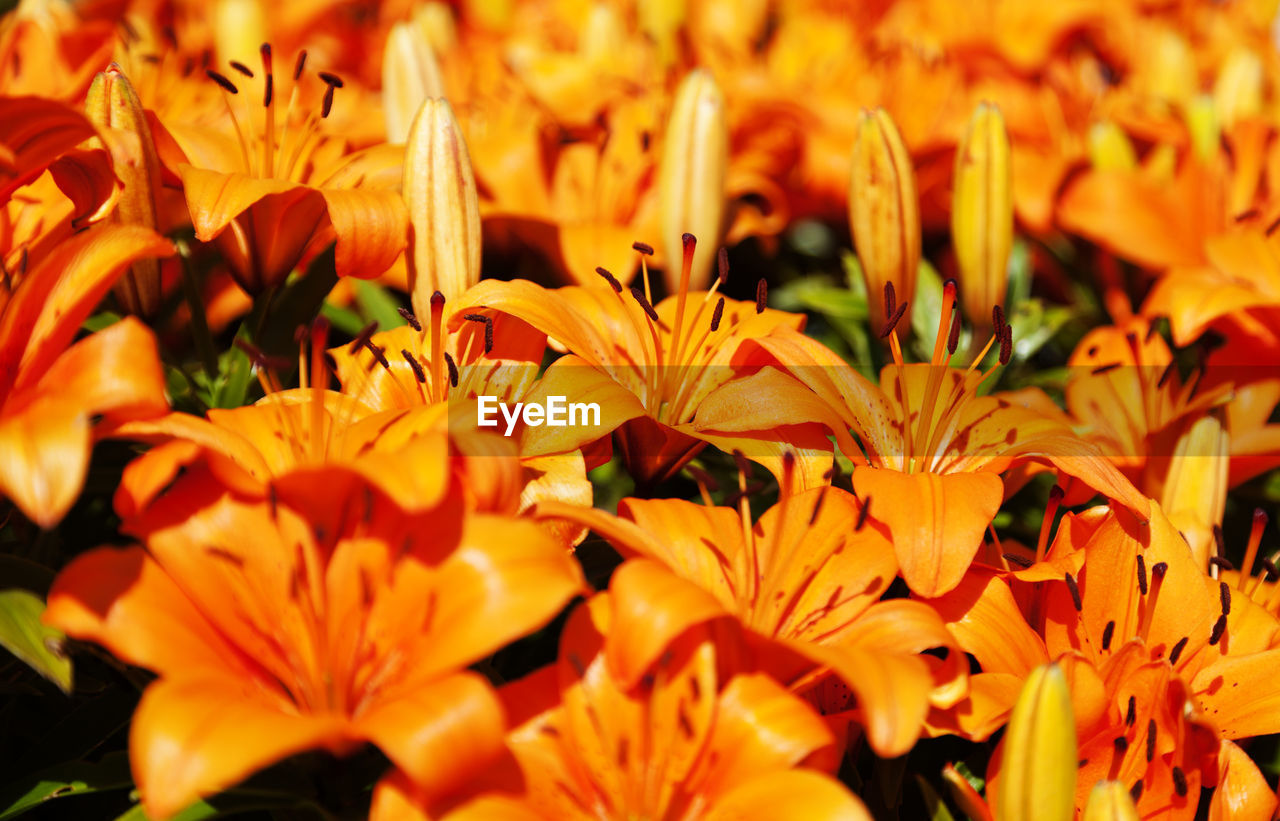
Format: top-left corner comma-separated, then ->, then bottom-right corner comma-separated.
4,1 -> 1280,819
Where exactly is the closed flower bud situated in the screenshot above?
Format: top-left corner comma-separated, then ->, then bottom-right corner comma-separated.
85,65 -> 163,315
1185,95 -> 1220,161
660,69 -> 728,292
1082,781 -> 1141,821
1162,413 -> 1228,568
1146,27 -> 1197,110
1087,121 -> 1138,172
849,107 -> 919,335
383,19 -> 446,144
1215,48 -> 1264,129
417,2 -> 458,52
952,103 -> 1012,329
403,98 -> 481,314
997,662 -> 1076,821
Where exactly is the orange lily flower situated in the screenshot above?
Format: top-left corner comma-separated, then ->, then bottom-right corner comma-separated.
453,237 -> 825,487
167,45 -> 407,293
44,463 -> 584,819
696,281 -> 1149,596
0,222 -> 172,527
928,502 -> 1280,818
534,470 -> 968,758
371,587 -> 872,820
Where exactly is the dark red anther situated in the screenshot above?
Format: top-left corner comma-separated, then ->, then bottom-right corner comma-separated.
595,266 -> 623,293
1168,635 -> 1188,665
879,300 -> 909,338
348,320 -> 379,354
443,351 -> 459,387
293,50 -> 308,80
632,241 -> 654,255
855,497 -> 872,532
1065,572 -> 1082,611
1209,614 -> 1227,646
397,307 -> 422,331
463,314 -> 494,353
1137,554 -> 1148,595
630,287 -> 659,321
229,60 -> 254,77
401,350 -> 426,383
318,70 -> 344,87
1102,619 -> 1116,651
710,297 -> 725,332
755,278 -> 768,313
206,69 -> 239,94
321,84 -> 336,118
717,247 -> 729,285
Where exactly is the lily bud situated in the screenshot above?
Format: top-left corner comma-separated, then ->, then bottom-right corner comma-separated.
997,662 -> 1076,821
403,98 -> 481,315
417,2 -> 458,52
638,0 -> 686,65
660,69 -> 728,292
1185,95 -> 1220,161
1087,122 -> 1138,172
1082,781 -> 1141,821
849,107 -> 919,335
1215,48 -> 1264,129
85,65 -> 163,315
952,103 -> 1012,329
1146,27 -> 1197,110
1162,413 -> 1228,568
383,20 -> 446,144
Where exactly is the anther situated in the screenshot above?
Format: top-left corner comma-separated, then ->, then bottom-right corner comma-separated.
992,304 -> 1005,333
998,323 -> 1013,365
1114,735 -> 1129,754
362,340 -> 391,370
710,297 -> 725,332
855,497 -> 872,532
1172,766 -> 1187,797
755,278 -> 768,313
443,352 -> 459,387
1137,554 -> 1148,595
717,247 -> 729,285
401,350 -> 426,383
348,320 -> 378,354
463,314 -> 494,353
632,241 -> 655,255
321,84 -> 336,118
397,307 -> 422,331
1209,556 -> 1235,572
1065,572 -> 1082,611
1220,581 -> 1232,617
595,266 -> 623,293
229,60 -> 254,77
630,287 -> 659,321
206,69 -> 239,93
1102,620 -> 1116,650
884,282 -> 896,318
808,488 -> 828,526
1209,614 -> 1227,645
1091,362 -> 1121,375
1129,780 -> 1143,802
1168,636 -> 1188,665
1146,720 -> 1156,761
1125,695 -> 1136,726
879,300 -> 908,338
293,50 -> 308,81
947,304 -> 961,354
318,70 -> 344,88
1003,552 -> 1033,568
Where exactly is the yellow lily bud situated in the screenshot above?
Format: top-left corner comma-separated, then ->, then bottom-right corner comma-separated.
1185,95 -> 1220,161
1087,122 -> 1138,172
660,69 -> 728,292
583,3 -> 626,62
849,107 -> 920,335
1146,27 -> 1197,110
383,20 -> 446,144
1214,48 -> 1264,130
952,103 -> 1012,329
403,98 -> 482,314
213,0 -> 267,66
997,662 -> 1076,821
1162,413 -> 1229,569
1082,781 -> 1141,821
85,65 -> 163,316
638,0 -> 686,65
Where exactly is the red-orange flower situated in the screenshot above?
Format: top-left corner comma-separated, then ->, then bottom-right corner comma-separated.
45,464 -> 584,819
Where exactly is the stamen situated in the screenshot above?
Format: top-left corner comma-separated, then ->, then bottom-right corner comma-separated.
1171,766 -> 1187,797
1146,720 -> 1156,761
1003,552 -> 1033,568
1065,572 -> 1082,611
1129,780 -> 1143,802
402,350 -> 426,383
630,287 -> 659,321
632,241 -> 654,255
293,50 -> 308,80
879,300 -> 908,338
710,297 -> 725,332
885,282 -> 897,319
999,323 -> 1013,365
717,246 -> 729,285
321,84 -> 336,118
1209,614 -> 1227,645
992,304 -> 1005,334
670,232 -> 697,365
463,314 -> 494,353
947,303 -> 961,354
397,307 -> 422,331
1125,695 -> 1136,726
755,278 -> 767,313
206,69 -> 239,93
1168,636 -> 1188,665
1220,581 -> 1231,616
348,320 -> 378,354
1239,509 -> 1267,590
362,339 -> 390,369
1114,735 -> 1129,754
1091,362 -> 1121,375
808,488 -> 828,526
1102,620 -> 1116,650
855,496 -> 872,532
1137,554 -> 1148,595
229,60 -> 254,77
318,71 -> 344,88
260,43 -> 275,175
443,352 -> 458,387
595,266 -> 623,293
1209,556 -> 1235,572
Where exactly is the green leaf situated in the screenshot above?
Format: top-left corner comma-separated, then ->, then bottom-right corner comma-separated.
81,312 -> 122,333
1007,299 -> 1072,362
353,280 -> 408,331
0,753 -> 132,820
0,590 -> 71,694
909,257 -> 945,361
112,789 -> 327,821
211,341 -> 253,410
320,301 -> 365,337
